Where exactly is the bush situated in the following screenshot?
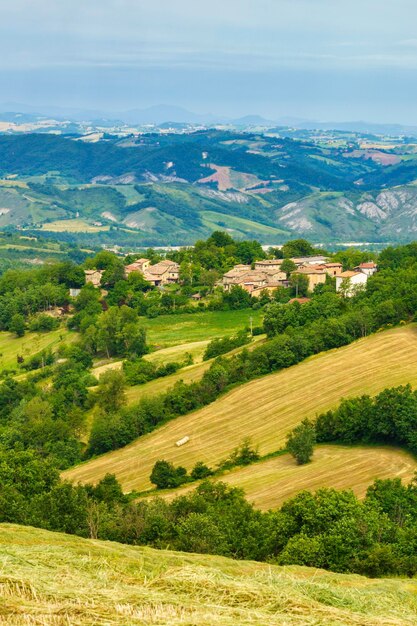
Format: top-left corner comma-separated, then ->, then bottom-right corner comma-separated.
204,329 -> 250,360
29,314 -> 59,332
190,461 -> 213,480
150,460 -> 189,489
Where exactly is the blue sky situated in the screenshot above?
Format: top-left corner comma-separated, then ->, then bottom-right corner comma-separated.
1,0 -> 417,122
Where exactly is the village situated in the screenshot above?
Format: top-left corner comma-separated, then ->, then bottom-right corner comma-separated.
83,253 -> 377,298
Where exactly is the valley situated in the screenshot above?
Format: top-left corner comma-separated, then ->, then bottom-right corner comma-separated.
0,129 -> 417,245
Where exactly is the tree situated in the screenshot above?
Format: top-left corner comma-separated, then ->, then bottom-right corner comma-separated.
286,419 -> 316,465
290,272 -> 309,297
282,239 -> 316,258
281,258 -> 297,279
191,461 -> 213,480
97,370 -> 127,414
150,460 -> 188,489
10,313 -> 25,337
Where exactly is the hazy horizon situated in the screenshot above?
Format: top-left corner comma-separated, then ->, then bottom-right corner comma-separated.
2,1 -> 417,124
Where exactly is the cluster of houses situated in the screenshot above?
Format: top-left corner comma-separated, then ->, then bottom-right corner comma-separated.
84,258 -> 180,289
83,252 -> 377,299
221,255 -> 377,297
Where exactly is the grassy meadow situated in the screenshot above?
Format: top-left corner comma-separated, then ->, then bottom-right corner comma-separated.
0,326 -> 76,371
143,309 -> 263,348
1,523 -> 417,625
41,219 -> 110,232
65,325 -> 417,492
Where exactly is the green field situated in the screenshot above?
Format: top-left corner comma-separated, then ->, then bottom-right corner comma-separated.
41,219 -> 110,233
0,326 -> 76,371
1,523 -> 417,625
143,309 -> 263,348
145,445 -> 417,510
65,325 -> 417,493
201,210 -> 289,238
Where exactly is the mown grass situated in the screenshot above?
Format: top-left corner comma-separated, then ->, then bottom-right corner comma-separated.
142,444 -> 417,510
64,325 -> 417,492
142,309 -> 263,348
41,219 -> 110,232
0,326 -> 76,371
1,523 -> 417,625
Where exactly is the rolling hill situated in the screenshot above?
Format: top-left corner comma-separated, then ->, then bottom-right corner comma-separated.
1,130 -> 417,244
64,325 -> 417,493
1,523 -> 417,625
141,445 -> 417,510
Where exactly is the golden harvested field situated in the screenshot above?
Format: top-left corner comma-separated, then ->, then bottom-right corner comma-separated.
2,524 -> 417,626
145,445 -> 417,510
41,219 -> 110,232
65,325 -> 417,492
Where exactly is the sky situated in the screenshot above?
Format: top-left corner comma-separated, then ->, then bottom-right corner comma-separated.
1,0 -> 417,122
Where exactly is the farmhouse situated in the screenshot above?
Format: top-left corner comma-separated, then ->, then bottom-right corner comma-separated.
354,262 -> 377,276
144,260 -> 180,286
336,270 -> 368,296
322,262 -> 343,277
84,269 -> 104,288
254,259 -> 283,271
124,258 -> 150,276
291,255 -> 328,267
251,283 -> 284,298
293,265 -> 327,290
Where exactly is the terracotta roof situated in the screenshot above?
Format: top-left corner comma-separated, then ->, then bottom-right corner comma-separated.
339,270 -> 362,278
324,262 -> 343,268
358,262 -> 377,268
146,261 -> 179,276
132,258 -> 149,264
295,266 -> 326,275
238,272 -> 267,282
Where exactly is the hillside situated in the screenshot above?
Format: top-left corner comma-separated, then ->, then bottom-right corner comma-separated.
140,445 -> 417,510
1,523 -> 417,626
65,325 -> 417,492
1,130 -> 417,244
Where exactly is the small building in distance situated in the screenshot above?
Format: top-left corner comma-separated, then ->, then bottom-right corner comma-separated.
69,288 -> 81,298
84,269 -> 104,288
354,262 -> 378,276
250,283 -> 284,298
291,255 -> 329,267
293,265 -> 327,291
336,270 -> 368,296
254,259 -> 283,272
144,260 -> 180,286
125,258 -> 151,276
322,262 -> 343,277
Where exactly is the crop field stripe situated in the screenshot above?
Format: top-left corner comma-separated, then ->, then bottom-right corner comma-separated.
143,444 -> 417,510
64,325 -> 417,492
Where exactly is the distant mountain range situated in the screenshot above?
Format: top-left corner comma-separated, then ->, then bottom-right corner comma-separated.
1,102 -> 417,137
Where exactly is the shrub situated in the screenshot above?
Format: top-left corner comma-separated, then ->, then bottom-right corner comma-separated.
150,460 -> 189,489
190,461 -> 213,480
